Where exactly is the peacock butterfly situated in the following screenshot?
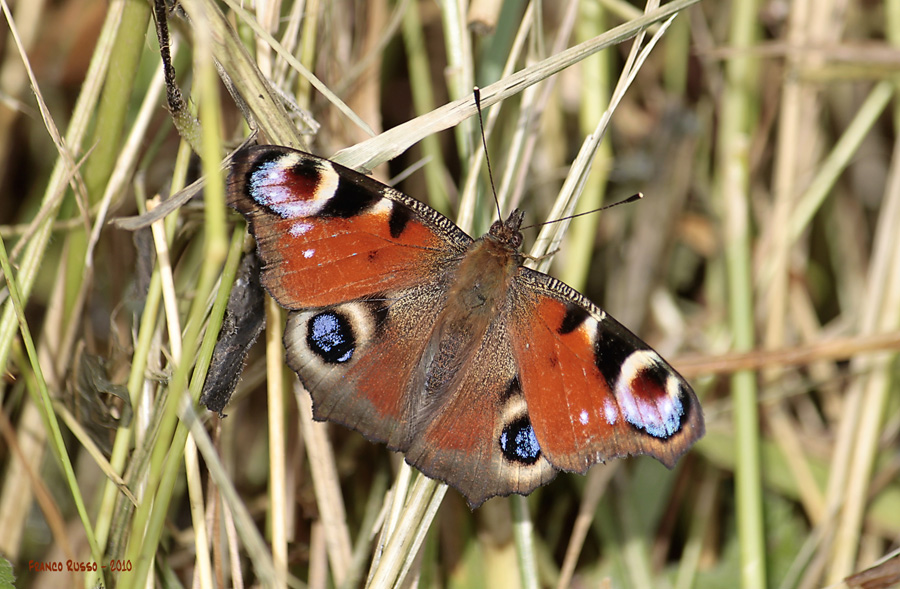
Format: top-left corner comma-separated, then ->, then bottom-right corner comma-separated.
227,144 -> 704,508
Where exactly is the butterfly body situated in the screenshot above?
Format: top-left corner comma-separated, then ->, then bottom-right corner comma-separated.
228,144 -> 704,507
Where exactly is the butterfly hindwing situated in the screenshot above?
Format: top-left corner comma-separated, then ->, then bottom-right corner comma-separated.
403,316 -> 557,507
283,282 -> 451,450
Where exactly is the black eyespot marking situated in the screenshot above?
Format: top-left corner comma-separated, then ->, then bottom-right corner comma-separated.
307,311 -> 355,363
248,149 -> 284,177
368,296 -> 390,338
388,204 -> 412,239
594,332 -> 634,389
675,385 -> 694,424
645,362 -> 672,390
319,177 -> 380,217
501,376 -> 523,402
499,416 -> 541,465
292,157 -> 321,179
558,303 -> 590,335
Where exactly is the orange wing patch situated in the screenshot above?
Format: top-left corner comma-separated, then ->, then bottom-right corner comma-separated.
250,206 -> 447,308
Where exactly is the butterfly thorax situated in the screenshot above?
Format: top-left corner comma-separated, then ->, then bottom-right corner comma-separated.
453,230 -> 520,312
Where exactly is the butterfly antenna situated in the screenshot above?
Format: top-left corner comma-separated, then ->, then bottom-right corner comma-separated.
473,87 -> 503,222
521,193 -> 644,231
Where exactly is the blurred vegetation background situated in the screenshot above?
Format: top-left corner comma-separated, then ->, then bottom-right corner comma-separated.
0,0 -> 899,587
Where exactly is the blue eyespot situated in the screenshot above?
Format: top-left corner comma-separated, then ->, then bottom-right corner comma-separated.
307,312 -> 355,364
616,361 -> 686,439
499,417 -> 541,465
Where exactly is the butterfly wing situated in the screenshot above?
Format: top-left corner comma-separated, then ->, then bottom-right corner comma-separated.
228,145 -> 473,448
509,269 -> 704,473
228,145 -> 472,309
401,313 -> 558,508
283,286 -> 445,451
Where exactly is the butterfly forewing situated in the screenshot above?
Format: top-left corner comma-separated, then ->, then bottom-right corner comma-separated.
510,270 -> 704,472
228,145 -> 471,310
